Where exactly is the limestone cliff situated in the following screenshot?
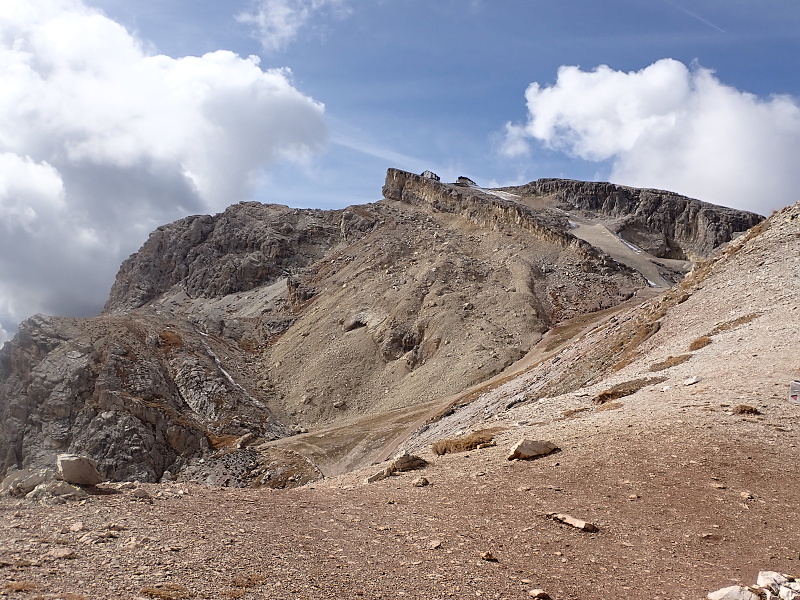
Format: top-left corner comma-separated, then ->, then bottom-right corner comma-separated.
499,177 -> 763,259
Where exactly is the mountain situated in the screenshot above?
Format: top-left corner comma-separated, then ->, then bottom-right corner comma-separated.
0,169 -> 763,485
0,177 -> 797,600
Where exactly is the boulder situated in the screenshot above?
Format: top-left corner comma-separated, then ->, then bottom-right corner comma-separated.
507,439 -> 559,461
27,480 -> 88,502
758,572 -> 790,592
56,454 -> 104,486
392,452 -> 428,472
0,468 -> 54,496
707,586 -> 760,600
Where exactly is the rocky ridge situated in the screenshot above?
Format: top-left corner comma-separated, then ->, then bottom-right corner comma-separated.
499,178 -> 763,259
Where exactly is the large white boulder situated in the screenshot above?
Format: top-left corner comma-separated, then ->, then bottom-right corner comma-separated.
56,454 -> 104,486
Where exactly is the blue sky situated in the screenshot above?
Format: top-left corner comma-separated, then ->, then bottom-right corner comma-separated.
1,0 -> 800,343
89,0 -> 800,206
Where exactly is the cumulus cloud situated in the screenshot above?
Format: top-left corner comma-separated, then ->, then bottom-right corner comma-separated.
503,59 -> 800,214
237,0 -> 351,52
0,0 -> 328,345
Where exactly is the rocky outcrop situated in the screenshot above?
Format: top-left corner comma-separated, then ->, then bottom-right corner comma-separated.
383,169 -> 604,264
383,169 -> 761,263
0,311 -> 287,482
708,571 -> 800,600
104,203 -> 375,313
502,178 -> 764,259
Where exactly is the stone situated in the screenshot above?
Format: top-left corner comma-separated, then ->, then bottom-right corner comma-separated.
480,551 -> 498,562
790,380 -> 800,403
27,481 -> 88,501
412,476 -> 430,487
391,452 -> 428,472
0,468 -> 53,497
781,587 -> 800,600
56,454 -> 103,486
367,466 -> 395,484
507,439 -> 559,461
528,590 -> 552,599
427,539 -> 442,550
547,512 -> 599,533
684,376 -> 702,386
47,547 -> 77,559
130,488 -> 153,501
707,585 -> 760,600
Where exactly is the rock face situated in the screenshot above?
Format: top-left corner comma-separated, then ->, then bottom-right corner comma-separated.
104,203 -> 350,313
0,169 -> 763,484
497,177 -> 763,259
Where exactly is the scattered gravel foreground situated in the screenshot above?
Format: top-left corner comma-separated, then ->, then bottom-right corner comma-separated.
1,420 -> 799,600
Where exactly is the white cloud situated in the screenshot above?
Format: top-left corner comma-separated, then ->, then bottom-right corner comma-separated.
0,0 -> 328,340
504,59 -> 800,214
237,0 -> 351,52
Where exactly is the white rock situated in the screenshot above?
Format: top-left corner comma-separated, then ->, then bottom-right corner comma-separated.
780,587 -> 800,600
707,585 -> 759,600
0,468 -> 53,496
684,376 -> 702,386
57,454 -> 103,486
758,572 -> 789,591
26,480 -> 88,501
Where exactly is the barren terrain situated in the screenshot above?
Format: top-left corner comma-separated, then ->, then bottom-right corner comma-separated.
1,177 -> 796,600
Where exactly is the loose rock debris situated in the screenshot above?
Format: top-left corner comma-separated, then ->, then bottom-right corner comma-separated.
546,512 -> 599,533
